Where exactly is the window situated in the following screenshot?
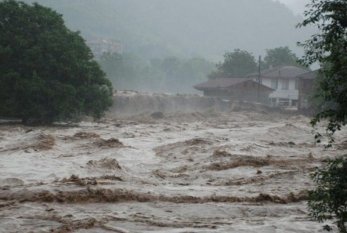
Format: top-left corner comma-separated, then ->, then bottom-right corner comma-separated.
281,80 -> 289,90
295,79 -> 299,90
279,98 -> 290,106
271,79 -> 278,89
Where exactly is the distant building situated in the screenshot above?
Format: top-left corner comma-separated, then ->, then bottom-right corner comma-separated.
194,78 -> 274,104
86,38 -> 123,57
297,70 -> 319,110
248,66 -> 309,107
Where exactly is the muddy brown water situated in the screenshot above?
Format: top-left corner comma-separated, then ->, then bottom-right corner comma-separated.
0,110 -> 346,232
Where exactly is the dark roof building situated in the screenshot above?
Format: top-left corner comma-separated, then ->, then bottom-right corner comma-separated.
194,78 -> 274,104
194,78 -> 252,91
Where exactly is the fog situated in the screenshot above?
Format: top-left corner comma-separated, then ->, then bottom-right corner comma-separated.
275,0 -> 310,15
19,0 -> 316,93
23,0 -> 313,58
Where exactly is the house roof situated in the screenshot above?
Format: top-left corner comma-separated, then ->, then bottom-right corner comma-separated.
194,78 -> 250,90
248,66 -> 309,79
194,78 -> 273,91
297,70 -> 320,80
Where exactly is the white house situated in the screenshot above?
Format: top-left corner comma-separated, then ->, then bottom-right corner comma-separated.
248,66 -> 309,107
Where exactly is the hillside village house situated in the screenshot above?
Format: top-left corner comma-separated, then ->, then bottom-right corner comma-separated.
86,38 -> 123,58
194,66 -> 317,108
248,66 -> 309,107
194,78 -> 274,104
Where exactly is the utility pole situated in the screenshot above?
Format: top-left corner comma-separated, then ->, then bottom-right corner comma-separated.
258,55 -> 262,84
257,56 -> 262,102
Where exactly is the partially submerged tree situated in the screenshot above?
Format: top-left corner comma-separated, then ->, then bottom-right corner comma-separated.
299,0 -> 347,231
0,0 -> 113,124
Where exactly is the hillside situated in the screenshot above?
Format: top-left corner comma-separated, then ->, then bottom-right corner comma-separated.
22,0 -> 314,60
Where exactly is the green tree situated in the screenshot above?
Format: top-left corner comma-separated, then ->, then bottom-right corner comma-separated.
0,0 -> 113,124
299,0 -> 347,137
299,0 -> 347,232
216,49 -> 257,77
308,156 -> 347,233
264,46 -> 301,68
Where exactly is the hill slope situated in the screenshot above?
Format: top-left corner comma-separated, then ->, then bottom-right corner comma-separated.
22,0 -> 314,60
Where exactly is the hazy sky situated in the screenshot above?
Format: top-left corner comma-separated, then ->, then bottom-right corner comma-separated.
275,0 -> 310,15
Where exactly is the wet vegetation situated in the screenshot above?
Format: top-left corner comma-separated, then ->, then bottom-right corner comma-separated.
0,0 -> 113,124
299,0 -> 347,231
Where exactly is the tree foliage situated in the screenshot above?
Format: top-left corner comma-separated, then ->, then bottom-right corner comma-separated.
299,1 -> 347,232
216,49 -> 257,77
209,47 -> 303,79
0,0 -> 113,124
264,46 -> 301,68
308,156 -> 347,233
298,0 -> 347,138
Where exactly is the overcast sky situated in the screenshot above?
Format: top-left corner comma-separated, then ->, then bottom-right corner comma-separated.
275,0 -> 310,15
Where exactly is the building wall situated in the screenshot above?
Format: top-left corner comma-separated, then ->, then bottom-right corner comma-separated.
229,83 -> 271,104
204,90 -> 230,98
203,82 -> 272,105
261,78 -> 298,106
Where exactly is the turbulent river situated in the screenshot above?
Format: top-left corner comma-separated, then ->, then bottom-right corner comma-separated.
0,94 -> 346,232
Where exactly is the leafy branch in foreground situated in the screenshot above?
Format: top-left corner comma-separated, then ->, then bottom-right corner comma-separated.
308,156 -> 347,233
298,0 -> 347,140
298,1 -> 347,232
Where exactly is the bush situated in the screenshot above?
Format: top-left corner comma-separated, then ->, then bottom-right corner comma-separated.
0,0 -> 113,124
308,156 -> 347,233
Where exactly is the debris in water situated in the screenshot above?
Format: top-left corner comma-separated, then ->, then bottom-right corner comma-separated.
94,138 -> 124,148
87,158 -> 122,170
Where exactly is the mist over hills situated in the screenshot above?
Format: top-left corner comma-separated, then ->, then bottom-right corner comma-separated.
22,0 -> 314,61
